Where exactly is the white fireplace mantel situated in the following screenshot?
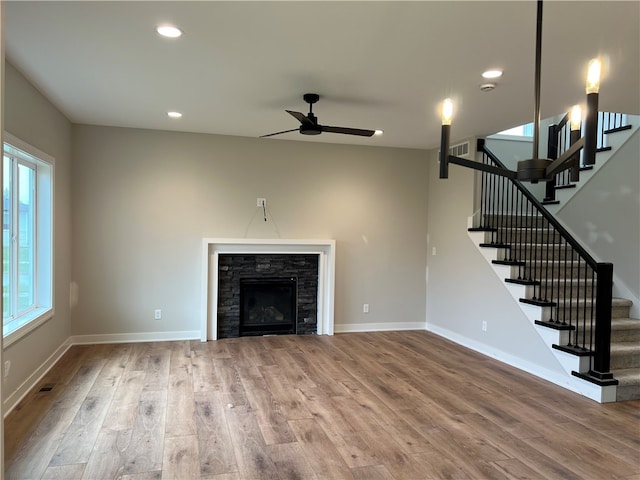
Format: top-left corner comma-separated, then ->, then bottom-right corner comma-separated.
200,238 -> 336,341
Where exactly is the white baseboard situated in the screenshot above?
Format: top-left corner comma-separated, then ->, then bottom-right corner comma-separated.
334,322 -> 426,334
426,323 -> 612,403
69,330 -> 200,345
3,339 -> 72,418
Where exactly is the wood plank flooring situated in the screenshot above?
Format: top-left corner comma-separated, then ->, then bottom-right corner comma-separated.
5,331 -> 640,479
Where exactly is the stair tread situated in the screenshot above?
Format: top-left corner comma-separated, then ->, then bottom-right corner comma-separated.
520,298 -> 556,307
479,243 -> 511,248
611,368 -> 640,386
505,278 -> 540,286
492,259 -> 525,266
604,124 -> 633,134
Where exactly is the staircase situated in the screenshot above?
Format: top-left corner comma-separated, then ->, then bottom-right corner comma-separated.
468,216 -> 640,402
466,137 -> 639,403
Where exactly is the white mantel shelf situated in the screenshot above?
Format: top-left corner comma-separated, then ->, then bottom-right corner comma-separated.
200,238 -> 336,341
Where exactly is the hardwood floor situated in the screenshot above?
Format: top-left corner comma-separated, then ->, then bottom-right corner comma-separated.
4,331 -> 640,479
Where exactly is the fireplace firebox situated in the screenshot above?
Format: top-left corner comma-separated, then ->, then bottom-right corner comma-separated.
240,277 -> 297,336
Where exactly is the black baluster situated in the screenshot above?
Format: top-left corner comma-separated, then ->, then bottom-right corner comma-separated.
492,173 -> 498,242
550,226 -> 557,324
569,246 -> 575,335
562,239 -> 568,328
588,267 -> 595,353
543,218 -> 550,302
509,182 -> 515,261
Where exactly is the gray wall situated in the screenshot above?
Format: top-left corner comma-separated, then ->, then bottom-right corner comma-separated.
557,129 -> 640,314
70,125 -> 429,337
4,62 -> 73,405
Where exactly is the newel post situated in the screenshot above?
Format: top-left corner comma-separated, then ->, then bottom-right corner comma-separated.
592,262 -> 614,379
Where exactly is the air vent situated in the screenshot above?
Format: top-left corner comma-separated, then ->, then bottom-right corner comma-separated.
449,141 -> 470,158
39,383 -> 55,392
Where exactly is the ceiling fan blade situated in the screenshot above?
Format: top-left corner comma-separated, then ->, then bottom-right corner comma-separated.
260,128 -> 299,138
321,125 -> 375,137
286,110 -> 315,126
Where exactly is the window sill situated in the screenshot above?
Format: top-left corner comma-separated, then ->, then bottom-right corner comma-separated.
3,307 -> 54,348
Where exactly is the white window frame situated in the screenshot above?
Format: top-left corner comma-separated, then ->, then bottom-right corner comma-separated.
3,132 -> 54,347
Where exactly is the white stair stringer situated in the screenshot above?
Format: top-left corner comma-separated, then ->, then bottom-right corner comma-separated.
467,226 -> 617,403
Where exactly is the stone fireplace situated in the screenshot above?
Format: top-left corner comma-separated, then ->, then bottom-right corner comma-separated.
200,239 -> 335,341
217,254 -> 319,338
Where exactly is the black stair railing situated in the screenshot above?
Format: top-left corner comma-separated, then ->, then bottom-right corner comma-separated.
475,139 -> 616,385
545,112 -> 631,200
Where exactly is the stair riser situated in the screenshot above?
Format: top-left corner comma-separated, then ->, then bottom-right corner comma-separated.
485,215 -> 550,228
611,354 -> 640,369
495,231 -> 563,244
534,284 -> 596,300
613,331 -> 640,342
510,247 -> 582,261
548,304 -> 631,322
520,265 -> 589,280
617,384 -> 640,402
584,329 -> 640,343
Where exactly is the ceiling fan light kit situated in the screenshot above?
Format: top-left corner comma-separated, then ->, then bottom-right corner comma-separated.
261,93 -> 379,139
439,0 -> 600,184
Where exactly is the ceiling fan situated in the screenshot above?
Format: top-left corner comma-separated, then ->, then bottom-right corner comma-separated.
261,93 -> 380,138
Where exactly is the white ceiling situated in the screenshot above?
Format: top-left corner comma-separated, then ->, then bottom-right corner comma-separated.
5,1 -> 639,150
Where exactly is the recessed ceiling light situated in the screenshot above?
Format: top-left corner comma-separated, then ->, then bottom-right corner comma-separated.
156,25 -> 183,38
374,129 -> 384,136
167,111 -> 183,119
482,69 -> 503,79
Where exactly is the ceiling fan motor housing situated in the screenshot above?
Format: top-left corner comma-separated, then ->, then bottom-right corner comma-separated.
300,111 -> 321,134
300,124 -> 322,135
516,158 -> 551,183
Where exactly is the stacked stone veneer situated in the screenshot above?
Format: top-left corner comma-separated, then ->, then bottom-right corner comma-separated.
217,254 -> 319,338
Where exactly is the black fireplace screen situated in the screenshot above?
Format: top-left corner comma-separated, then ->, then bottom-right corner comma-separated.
239,277 -> 297,335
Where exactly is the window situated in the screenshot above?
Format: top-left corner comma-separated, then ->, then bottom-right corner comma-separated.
3,133 -> 53,345
495,122 -> 534,137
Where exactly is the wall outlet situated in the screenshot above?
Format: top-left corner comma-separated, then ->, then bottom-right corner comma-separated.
4,360 -> 11,378
482,321 -> 488,332
432,247 -> 437,256
363,303 -> 369,313
257,197 -> 266,207
154,309 -> 162,320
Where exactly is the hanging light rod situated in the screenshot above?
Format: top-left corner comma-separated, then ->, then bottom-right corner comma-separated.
438,0 -> 601,184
